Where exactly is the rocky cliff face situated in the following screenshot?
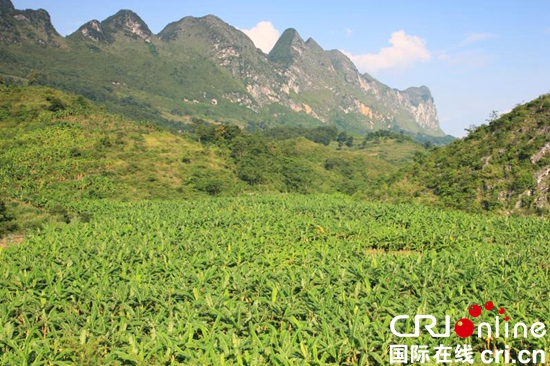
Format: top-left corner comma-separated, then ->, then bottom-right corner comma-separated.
76,20 -> 108,43
266,28 -> 442,134
74,10 -> 153,44
0,0 -> 444,136
159,18 -> 443,134
0,0 -> 63,46
102,10 -> 153,42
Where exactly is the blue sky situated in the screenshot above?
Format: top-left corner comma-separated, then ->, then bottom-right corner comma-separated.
12,0 -> 550,137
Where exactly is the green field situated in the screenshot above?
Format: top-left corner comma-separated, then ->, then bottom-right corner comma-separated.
1,195 -> 549,364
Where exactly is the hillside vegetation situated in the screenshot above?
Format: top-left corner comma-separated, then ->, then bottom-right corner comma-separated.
377,94 -> 550,215
0,85 -> 422,234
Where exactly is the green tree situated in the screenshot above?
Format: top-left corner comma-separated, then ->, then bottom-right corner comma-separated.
281,158 -> 313,193
0,200 -> 17,237
27,70 -> 41,86
336,131 -> 348,144
306,126 -> 338,146
47,97 -> 66,112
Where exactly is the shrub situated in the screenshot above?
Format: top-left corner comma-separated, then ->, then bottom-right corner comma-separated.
0,201 -> 17,236
46,97 -> 66,112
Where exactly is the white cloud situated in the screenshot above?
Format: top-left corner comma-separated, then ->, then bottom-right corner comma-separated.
456,32 -> 497,48
439,50 -> 493,69
546,27 -> 550,34
436,32 -> 497,69
240,21 -> 280,54
343,30 -> 431,73
345,28 -> 354,38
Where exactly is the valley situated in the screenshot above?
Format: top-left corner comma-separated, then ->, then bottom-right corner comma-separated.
1,0 -> 549,364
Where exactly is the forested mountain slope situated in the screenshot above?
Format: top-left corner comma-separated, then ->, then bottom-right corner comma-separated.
378,94 -> 550,215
